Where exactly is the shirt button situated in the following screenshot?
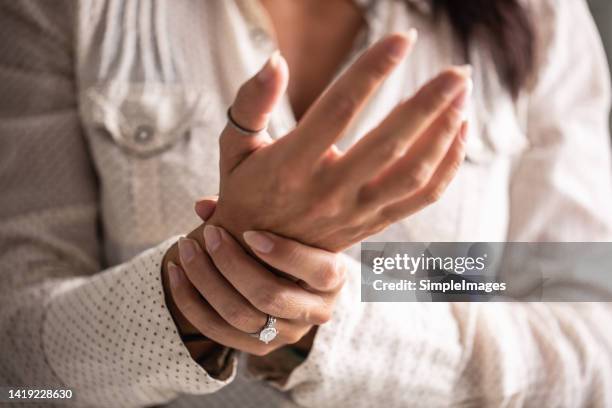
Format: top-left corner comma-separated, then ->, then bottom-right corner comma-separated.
133,125 -> 154,144
250,27 -> 269,45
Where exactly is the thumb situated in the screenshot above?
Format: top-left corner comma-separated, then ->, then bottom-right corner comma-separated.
194,196 -> 218,221
220,51 -> 289,173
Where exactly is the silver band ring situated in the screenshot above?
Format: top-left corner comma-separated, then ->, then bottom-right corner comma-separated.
251,315 -> 278,344
227,106 -> 266,136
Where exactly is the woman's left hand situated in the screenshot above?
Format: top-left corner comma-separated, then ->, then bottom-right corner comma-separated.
166,199 -> 346,356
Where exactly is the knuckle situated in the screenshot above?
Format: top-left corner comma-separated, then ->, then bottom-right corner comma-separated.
224,305 -> 258,331
376,137 -> 405,162
406,162 -> 433,190
438,108 -> 462,135
307,308 -> 332,325
317,310 -> 333,325
322,194 -> 346,217
253,288 -> 288,316
450,143 -> 467,166
316,265 -> 337,290
329,93 -> 359,123
422,184 -> 446,204
332,256 -> 348,287
447,154 -> 464,175
316,257 -> 346,290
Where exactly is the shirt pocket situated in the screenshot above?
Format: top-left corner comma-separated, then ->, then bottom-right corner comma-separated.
81,82 -> 211,157
79,82 -> 214,252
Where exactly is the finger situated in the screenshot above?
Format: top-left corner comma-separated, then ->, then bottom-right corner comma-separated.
220,51 -> 289,173
167,262 -> 277,354
203,225 -> 331,325
242,231 -> 346,292
358,82 -> 471,206
336,66 -> 471,182
173,253 -> 310,346
281,31 -> 416,166
178,237 -> 267,334
328,122 -> 469,244
194,196 -> 218,221
380,121 -> 468,223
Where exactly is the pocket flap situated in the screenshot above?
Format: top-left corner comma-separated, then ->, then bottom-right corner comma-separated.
80,82 -> 211,157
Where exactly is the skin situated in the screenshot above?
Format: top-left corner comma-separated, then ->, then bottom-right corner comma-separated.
162,0 -> 472,363
261,0 -> 366,120
167,199 -> 343,358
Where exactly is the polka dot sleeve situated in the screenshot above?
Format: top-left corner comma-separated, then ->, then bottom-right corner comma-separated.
42,237 -> 237,406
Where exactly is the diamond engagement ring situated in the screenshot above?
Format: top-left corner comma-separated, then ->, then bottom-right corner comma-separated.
252,315 -> 278,344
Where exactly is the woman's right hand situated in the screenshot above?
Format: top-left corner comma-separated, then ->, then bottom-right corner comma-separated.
207,31 -> 471,252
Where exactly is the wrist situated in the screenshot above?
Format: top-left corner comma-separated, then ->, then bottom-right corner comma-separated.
161,237 -> 221,351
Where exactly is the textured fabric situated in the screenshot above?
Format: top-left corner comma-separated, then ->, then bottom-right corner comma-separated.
1,0 -> 612,407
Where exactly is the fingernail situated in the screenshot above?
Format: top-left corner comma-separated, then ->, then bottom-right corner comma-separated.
439,65 -> 472,101
194,199 -> 215,222
257,50 -> 281,83
452,78 -> 473,113
243,231 -> 275,254
167,261 -> 181,289
458,64 -> 473,77
387,33 -> 412,59
178,238 -> 198,264
407,28 -> 418,43
203,225 -> 221,252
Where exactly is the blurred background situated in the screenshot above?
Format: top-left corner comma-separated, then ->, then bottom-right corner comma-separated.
588,0 -> 612,132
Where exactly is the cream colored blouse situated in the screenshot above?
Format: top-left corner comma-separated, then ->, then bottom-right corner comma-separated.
1,0 -> 612,407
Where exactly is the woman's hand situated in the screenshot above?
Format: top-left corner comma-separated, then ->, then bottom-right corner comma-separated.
164,199 -> 345,357
206,31 -> 471,252
161,30 -> 470,361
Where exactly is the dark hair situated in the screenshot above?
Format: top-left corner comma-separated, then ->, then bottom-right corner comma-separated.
430,0 -> 536,98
